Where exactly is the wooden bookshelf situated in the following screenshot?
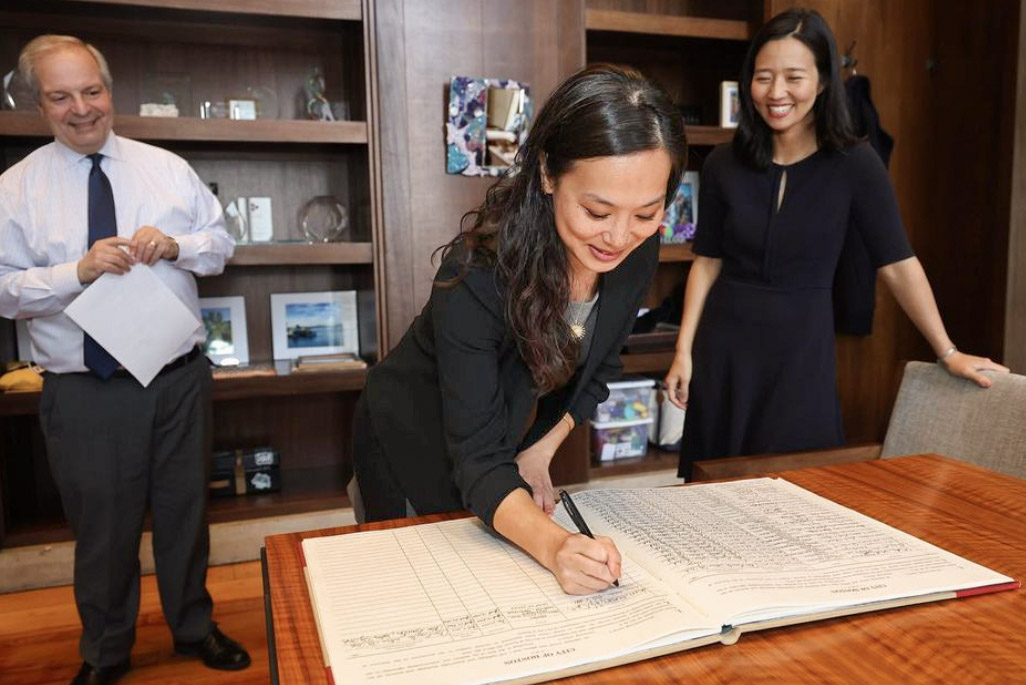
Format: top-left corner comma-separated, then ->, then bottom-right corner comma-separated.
0,368 -> 368,417
62,0 -> 363,20
229,242 -> 374,266
3,485 -> 354,548
659,243 -> 695,262
686,125 -> 736,147
212,368 -> 367,400
0,391 -> 38,417
589,446 -> 679,479
621,351 -> 675,375
586,9 -> 752,41
206,488 -> 351,525
0,112 -> 368,145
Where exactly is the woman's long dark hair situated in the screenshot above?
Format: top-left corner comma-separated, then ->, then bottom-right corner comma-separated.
734,8 -> 858,170
440,64 -> 686,395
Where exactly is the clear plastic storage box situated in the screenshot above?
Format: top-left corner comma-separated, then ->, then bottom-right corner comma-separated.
593,378 -> 657,423
591,418 -> 654,461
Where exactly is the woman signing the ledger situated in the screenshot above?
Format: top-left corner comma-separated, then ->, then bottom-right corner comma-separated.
351,65 -> 687,594
665,9 -> 1008,479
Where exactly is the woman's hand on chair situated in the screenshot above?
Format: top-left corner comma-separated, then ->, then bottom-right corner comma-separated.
942,351 -> 1009,388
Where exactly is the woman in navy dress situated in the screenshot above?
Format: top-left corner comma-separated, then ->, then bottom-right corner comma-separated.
665,9 -> 1008,477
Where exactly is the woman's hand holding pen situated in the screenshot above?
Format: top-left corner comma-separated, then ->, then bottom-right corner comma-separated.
494,489 -> 621,595
548,533 -> 622,595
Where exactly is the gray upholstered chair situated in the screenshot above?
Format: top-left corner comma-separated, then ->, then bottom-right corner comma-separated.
880,361 -> 1026,479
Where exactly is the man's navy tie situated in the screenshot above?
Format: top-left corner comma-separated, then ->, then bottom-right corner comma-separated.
84,153 -> 120,379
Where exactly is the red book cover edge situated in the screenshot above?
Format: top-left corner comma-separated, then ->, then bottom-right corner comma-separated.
955,580 -> 1020,598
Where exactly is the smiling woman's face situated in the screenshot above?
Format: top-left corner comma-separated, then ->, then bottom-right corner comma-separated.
750,36 -> 822,141
544,148 -> 672,286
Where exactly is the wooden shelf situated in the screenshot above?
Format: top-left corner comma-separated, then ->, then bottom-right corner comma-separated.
3,488 -> 352,548
686,125 -> 735,146
229,242 -> 374,266
586,9 -> 751,41
589,446 -> 679,480
206,489 -> 351,525
62,0 -> 363,21
659,243 -> 695,262
621,351 -> 675,375
0,391 -> 39,417
0,112 -> 368,145
213,368 -> 367,400
0,369 -> 367,417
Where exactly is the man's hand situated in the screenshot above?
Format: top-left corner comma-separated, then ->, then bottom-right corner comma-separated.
129,225 -> 179,265
77,236 -> 134,284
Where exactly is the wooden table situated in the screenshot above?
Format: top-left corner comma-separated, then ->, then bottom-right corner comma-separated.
263,454 -> 1026,684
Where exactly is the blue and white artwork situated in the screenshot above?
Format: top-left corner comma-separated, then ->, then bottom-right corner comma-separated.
271,291 -> 359,360
285,302 -> 344,349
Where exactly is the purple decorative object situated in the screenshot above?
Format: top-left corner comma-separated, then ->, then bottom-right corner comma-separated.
446,75 -> 532,177
660,171 -> 700,244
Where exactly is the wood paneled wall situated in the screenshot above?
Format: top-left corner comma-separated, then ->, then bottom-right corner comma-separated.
374,0 -> 585,350
926,0 -> 1019,366
587,0 -> 760,22
1005,0 -> 1026,372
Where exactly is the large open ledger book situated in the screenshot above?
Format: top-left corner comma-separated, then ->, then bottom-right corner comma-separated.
300,478 -> 1018,685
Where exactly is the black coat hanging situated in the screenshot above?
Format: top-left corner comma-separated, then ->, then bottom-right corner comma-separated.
833,72 -> 896,336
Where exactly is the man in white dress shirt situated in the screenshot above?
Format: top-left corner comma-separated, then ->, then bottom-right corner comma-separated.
0,35 -> 248,685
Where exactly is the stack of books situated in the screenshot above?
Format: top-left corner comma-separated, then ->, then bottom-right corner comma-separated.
291,352 -> 367,374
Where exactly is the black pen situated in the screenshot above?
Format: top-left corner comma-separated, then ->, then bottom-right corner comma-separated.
558,489 -> 619,587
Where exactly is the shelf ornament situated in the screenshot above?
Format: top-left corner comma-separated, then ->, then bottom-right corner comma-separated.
446,75 -> 532,177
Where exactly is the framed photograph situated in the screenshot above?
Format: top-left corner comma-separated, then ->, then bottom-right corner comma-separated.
270,291 -> 359,360
660,171 -> 699,244
198,296 -> 249,366
227,98 -> 258,120
720,81 -> 740,128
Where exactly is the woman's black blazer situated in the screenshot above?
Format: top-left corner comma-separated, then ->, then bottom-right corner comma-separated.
362,234 -> 659,526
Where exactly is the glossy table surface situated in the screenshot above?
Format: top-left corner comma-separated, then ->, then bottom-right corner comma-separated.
264,454 -> 1026,684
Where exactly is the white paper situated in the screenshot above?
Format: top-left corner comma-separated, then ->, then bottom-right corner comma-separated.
247,196 -> 273,241
302,518 -> 713,685
571,480 -> 1015,626
65,262 -> 201,387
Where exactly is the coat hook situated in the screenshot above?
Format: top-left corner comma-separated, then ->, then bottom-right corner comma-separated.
842,40 -> 858,77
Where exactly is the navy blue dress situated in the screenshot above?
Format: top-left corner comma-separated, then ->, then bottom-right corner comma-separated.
680,142 -> 913,477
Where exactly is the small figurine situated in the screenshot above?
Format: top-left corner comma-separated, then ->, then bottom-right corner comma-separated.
304,67 -> 335,121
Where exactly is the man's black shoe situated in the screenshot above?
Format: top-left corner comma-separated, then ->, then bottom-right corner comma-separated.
174,626 -> 251,670
69,659 -> 129,685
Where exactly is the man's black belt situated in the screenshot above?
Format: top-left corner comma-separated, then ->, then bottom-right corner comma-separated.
109,345 -> 204,379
